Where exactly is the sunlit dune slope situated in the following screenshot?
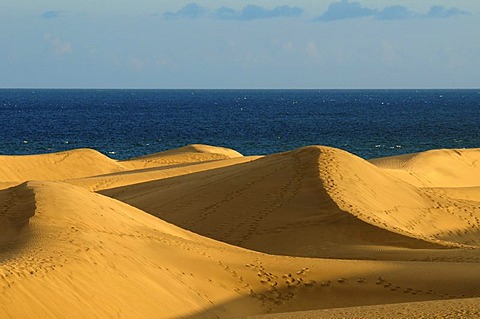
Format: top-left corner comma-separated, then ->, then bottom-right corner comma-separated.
69,156 -> 259,192
1,181 -> 479,318
370,148 -> 480,188
0,181 -> 249,318
102,146 -> 480,257
247,297 -> 480,319
318,147 -> 480,247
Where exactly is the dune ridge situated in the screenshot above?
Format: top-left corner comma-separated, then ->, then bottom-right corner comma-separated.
121,144 -> 244,169
318,147 -> 480,247
1,144 -> 479,318
0,144 -> 244,184
69,156 -> 259,192
102,146 -> 480,257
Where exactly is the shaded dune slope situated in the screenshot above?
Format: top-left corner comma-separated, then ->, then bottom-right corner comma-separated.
102,146 -> 480,258
1,181 -> 479,318
0,184 -> 35,253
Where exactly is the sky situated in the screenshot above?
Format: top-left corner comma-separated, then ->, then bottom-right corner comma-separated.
1,1 -> 479,89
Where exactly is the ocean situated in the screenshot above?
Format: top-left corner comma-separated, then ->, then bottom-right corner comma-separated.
1,89 -> 479,160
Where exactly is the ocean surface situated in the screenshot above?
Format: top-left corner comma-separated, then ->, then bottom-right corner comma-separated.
1,89 -> 479,160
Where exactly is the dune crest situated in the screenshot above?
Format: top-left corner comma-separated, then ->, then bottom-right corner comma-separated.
69,156 -> 259,192
122,144 -> 244,169
318,147 -> 480,247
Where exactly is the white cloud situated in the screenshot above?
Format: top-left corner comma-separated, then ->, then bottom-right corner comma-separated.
381,40 -> 396,64
44,34 -> 72,56
282,41 -> 294,52
155,57 -> 169,67
129,57 -> 144,71
306,41 -> 322,62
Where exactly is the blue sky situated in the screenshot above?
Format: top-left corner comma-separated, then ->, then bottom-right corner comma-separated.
1,1 -> 479,88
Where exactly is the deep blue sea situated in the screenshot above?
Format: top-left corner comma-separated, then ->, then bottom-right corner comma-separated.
1,89 -> 479,160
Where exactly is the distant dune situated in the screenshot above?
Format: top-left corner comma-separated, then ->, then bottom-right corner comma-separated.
1,144 -> 479,318
371,148 -> 480,187
121,144 -> 244,169
0,149 -> 125,182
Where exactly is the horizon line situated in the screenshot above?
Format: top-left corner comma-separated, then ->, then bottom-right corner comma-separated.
1,87 -> 479,90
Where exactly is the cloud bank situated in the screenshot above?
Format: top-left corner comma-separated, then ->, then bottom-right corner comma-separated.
162,2 -> 468,22
213,5 -> 303,21
316,0 -> 376,21
377,5 -> 415,20
164,3 -> 303,21
163,3 -> 207,19
425,5 -> 467,18
41,10 -> 63,20
315,0 -> 467,22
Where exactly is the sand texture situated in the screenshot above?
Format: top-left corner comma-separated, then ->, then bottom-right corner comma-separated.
1,144 -> 479,318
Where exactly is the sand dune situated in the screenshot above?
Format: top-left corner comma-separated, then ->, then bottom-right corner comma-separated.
248,297 -> 480,319
0,149 -> 125,182
371,148 -> 480,187
1,145 -> 480,318
102,146 -> 480,257
69,156 -> 259,192
121,144 -> 244,169
0,144 -> 243,184
0,183 -> 35,249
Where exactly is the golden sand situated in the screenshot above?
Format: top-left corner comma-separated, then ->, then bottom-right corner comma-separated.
0,144 -> 479,318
